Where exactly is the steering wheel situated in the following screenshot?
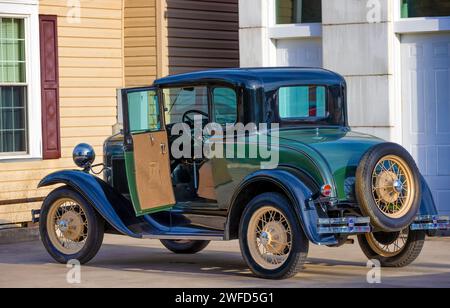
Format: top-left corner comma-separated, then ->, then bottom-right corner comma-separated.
182,109 -> 209,128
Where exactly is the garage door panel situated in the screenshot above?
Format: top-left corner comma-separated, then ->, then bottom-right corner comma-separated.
402,32 -> 450,216
411,145 -> 428,174
437,146 -> 450,176
436,69 -> 450,134
436,191 -> 450,215
407,69 -> 426,136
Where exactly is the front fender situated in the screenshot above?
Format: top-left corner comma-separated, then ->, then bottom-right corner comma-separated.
38,170 -> 142,238
227,169 -> 338,246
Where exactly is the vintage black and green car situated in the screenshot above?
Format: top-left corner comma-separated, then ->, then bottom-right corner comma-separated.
35,68 -> 449,279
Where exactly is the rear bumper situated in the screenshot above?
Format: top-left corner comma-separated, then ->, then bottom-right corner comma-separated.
318,215 -> 450,235
318,217 -> 371,234
411,215 -> 450,231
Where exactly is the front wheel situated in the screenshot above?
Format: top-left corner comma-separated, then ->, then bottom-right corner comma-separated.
160,240 -> 210,254
239,192 -> 309,279
40,187 -> 104,264
357,229 -> 425,267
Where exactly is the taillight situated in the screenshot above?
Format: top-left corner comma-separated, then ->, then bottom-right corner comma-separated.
321,184 -> 333,197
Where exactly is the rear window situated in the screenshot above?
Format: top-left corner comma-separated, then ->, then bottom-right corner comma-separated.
278,85 -> 327,119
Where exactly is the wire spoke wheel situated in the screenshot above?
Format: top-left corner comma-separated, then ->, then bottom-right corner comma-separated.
365,229 -> 409,258
247,206 -> 292,270
371,155 -> 415,219
46,198 -> 89,255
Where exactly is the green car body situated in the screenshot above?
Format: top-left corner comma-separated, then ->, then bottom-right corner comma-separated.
41,68 -> 441,246
37,68 -> 448,279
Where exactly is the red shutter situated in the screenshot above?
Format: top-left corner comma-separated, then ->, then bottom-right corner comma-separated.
39,15 -> 61,160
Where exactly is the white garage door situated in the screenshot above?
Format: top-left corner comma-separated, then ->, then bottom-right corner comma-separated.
401,33 -> 450,216
276,38 -> 322,67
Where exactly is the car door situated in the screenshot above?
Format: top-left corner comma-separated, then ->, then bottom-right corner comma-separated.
122,87 -> 175,216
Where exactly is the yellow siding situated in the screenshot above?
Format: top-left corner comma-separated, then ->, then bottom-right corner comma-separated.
0,0 -> 124,224
124,0 -> 158,86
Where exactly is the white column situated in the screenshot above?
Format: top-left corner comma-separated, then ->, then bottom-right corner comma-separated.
239,0 -> 274,67
322,0 -> 398,142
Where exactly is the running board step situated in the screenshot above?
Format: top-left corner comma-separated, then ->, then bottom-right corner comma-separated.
142,234 -> 224,241
411,215 -> 450,231
317,217 -> 371,234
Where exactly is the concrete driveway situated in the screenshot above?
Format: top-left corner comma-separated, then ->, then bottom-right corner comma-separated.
0,234 -> 449,288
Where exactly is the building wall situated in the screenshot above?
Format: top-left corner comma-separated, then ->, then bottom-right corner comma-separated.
322,0 -> 397,142
239,0 -> 395,141
166,0 -> 240,75
0,0 -> 124,226
124,0 -> 158,87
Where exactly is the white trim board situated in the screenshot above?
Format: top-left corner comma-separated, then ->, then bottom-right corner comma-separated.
0,1 -> 42,160
0,0 -> 37,5
395,17 -> 450,34
268,23 -> 322,39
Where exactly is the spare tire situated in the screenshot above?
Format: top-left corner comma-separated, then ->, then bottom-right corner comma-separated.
356,143 -> 421,232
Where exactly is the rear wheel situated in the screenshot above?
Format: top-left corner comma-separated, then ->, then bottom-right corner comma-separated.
160,240 -> 210,254
358,229 -> 425,267
40,187 -> 104,264
239,193 -> 309,279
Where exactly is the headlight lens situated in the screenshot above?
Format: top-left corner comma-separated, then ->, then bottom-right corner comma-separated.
73,143 -> 96,169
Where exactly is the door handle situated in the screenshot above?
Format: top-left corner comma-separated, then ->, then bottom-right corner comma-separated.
160,143 -> 167,154
149,134 -> 155,144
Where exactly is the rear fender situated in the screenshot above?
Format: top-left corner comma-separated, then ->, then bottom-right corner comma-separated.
227,169 -> 338,246
418,175 -> 438,216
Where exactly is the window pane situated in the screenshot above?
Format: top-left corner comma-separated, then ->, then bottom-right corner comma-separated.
127,90 -> 161,133
401,0 -> 450,18
163,87 -> 208,125
279,85 -> 327,119
0,18 -> 26,83
276,0 -> 322,24
0,86 -> 27,153
213,88 -> 237,125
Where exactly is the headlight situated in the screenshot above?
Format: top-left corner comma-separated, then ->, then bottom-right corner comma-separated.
73,143 -> 96,169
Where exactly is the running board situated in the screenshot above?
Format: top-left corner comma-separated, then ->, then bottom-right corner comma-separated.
142,234 -> 224,241
317,217 -> 371,234
411,215 -> 450,231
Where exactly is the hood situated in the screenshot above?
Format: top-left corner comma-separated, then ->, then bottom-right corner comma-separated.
277,128 -> 384,200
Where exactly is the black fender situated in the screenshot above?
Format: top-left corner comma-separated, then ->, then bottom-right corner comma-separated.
38,170 -> 153,238
418,175 -> 438,216
225,169 -> 338,246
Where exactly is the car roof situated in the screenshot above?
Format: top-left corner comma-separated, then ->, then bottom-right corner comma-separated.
153,67 -> 345,89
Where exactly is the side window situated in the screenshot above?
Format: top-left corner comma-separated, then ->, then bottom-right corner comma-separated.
127,90 -> 161,133
278,85 -> 327,119
212,87 -> 238,125
401,0 -> 450,18
0,18 -> 27,154
163,87 -> 208,125
276,0 -> 322,24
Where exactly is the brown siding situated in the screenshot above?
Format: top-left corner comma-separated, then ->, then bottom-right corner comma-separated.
124,0 -> 158,86
166,0 -> 239,75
